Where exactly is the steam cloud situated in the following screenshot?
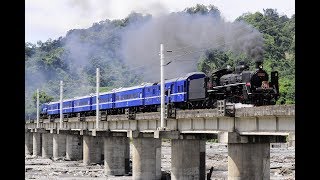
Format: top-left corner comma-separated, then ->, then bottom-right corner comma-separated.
121,12 -> 264,81
25,3 -> 265,118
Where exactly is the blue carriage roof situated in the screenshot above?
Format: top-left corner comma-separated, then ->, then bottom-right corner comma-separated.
165,72 -> 206,83
142,82 -> 156,87
47,97 -> 73,104
91,91 -> 114,96
73,95 -> 93,100
48,101 -> 60,104
62,98 -> 74,102
112,84 -> 145,93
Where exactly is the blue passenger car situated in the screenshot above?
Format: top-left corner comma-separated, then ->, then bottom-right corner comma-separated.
40,103 -> 48,116
47,101 -> 60,115
62,98 -> 74,114
144,83 -> 160,106
183,72 -> 207,101
73,95 -> 92,113
114,85 -> 144,108
92,92 -> 115,110
173,79 -> 187,102
164,72 -> 206,103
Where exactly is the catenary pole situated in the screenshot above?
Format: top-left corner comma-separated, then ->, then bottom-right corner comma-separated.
96,68 -> 100,129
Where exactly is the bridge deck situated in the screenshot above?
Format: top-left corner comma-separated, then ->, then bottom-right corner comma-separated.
25,105 -> 295,135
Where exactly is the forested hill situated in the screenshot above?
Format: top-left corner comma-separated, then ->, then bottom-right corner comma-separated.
25,4 -> 295,119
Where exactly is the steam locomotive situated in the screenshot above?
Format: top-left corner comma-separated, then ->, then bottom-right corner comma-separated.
206,61 -> 279,106
40,61 -> 279,119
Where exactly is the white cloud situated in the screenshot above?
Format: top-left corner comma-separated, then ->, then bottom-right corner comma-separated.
25,0 -> 295,43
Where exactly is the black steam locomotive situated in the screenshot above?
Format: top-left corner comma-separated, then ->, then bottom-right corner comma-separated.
206,61 -> 279,106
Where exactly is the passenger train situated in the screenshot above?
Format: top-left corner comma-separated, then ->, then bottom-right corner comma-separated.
40,61 -> 279,119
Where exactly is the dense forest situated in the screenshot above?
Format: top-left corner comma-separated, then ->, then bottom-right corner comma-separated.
25,4 -> 295,119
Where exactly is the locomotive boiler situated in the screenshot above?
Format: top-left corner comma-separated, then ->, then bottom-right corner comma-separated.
206,61 -> 279,105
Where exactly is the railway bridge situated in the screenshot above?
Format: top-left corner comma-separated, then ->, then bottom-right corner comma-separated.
25,104 -> 295,180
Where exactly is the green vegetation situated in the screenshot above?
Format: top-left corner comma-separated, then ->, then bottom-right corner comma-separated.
25,5 -> 295,119
197,8 -> 295,104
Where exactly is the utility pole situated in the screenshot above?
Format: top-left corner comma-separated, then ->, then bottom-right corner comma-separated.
96,68 -> 100,129
36,89 -> 39,128
60,80 -> 63,129
160,43 -> 165,129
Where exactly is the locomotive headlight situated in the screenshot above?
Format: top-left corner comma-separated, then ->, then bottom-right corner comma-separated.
262,81 -> 269,88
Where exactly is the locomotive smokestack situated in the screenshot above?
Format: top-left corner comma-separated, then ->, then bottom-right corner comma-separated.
255,61 -> 263,69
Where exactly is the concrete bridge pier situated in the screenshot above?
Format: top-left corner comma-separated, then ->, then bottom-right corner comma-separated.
228,143 -> 270,180
219,132 -> 286,180
32,132 -> 42,157
104,135 -> 130,176
25,132 -> 33,156
41,133 -> 53,158
171,138 -> 206,180
83,135 -> 103,165
132,136 -> 161,180
66,134 -> 83,160
53,133 -> 67,160
288,133 -> 295,147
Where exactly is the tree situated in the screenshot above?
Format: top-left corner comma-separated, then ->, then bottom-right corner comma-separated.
197,49 -> 232,74
236,9 -> 295,104
184,4 -> 221,19
32,90 -> 54,106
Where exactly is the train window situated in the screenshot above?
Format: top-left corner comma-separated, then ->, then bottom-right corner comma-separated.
170,84 -> 174,93
178,86 -> 180,92
158,86 -> 160,90
153,89 -> 155,94
148,88 -> 150,92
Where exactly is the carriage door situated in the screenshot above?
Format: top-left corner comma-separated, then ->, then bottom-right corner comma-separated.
170,83 -> 174,102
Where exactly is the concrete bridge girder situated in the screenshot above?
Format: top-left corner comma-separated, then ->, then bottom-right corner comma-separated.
25,105 -> 294,179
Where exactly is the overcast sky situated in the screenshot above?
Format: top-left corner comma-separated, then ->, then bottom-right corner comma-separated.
25,0 -> 295,44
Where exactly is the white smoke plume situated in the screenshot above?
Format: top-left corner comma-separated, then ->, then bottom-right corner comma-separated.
121,12 -> 264,81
